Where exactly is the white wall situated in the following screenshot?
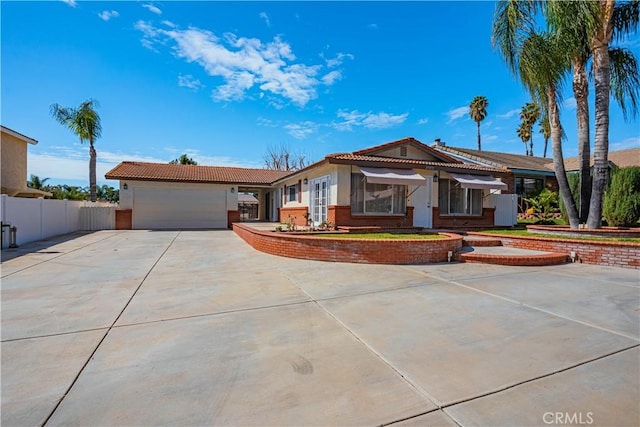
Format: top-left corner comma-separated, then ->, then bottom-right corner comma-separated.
0,195 -> 116,248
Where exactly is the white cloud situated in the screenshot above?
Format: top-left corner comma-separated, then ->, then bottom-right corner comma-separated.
178,74 -> 205,91
162,20 -> 177,28
610,136 -> 640,151
98,10 -> 119,21
325,52 -> 354,68
259,12 -> 271,27
445,106 -> 469,124
368,24 -> 378,30
321,70 -> 342,85
484,134 -> 499,142
563,97 -> 577,110
497,108 -> 520,119
417,117 -> 429,125
143,3 -> 162,15
333,110 -> 408,131
136,21 -> 340,107
61,0 -> 76,7
284,121 -> 318,139
256,117 -> 278,127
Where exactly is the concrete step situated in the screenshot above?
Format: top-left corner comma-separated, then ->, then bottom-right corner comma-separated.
457,246 -> 569,267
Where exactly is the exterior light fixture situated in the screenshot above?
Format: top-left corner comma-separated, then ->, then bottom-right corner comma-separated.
123,183 -> 128,190
433,173 -> 439,183
303,178 -> 308,185
230,187 -> 235,194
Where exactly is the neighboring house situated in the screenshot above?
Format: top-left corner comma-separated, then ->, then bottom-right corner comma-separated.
431,141 -> 558,212
0,126 -> 51,198
106,137 -> 513,230
562,147 -> 640,171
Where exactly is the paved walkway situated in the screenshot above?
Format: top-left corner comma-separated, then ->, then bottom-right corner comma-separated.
2,230 -> 639,426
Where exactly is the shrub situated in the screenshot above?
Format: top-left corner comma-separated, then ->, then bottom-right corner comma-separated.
524,189 -> 560,221
603,167 -> 640,227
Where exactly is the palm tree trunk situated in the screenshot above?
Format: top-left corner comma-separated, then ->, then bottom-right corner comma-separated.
477,122 -> 482,151
549,86 -> 579,229
543,138 -> 549,158
587,9 -> 614,229
89,143 -> 97,202
573,58 -> 591,224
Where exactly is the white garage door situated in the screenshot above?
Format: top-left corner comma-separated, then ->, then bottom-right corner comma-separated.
133,187 -> 227,229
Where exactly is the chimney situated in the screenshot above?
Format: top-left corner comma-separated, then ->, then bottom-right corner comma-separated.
434,138 -> 445,147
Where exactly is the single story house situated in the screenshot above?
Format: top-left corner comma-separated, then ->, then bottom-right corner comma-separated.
106,137 -> 513,230
1,125 -> 52,198
430,141 -> 558,212
562,147 -> 640,171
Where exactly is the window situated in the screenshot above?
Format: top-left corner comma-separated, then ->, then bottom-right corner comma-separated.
351,173 -> 407,215
438,179 -> 482,215
400,146 -> 407,157
286,184 -> 298,203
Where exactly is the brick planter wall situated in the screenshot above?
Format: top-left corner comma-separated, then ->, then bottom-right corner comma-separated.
227,210 -> 240,229
469,232 -> 640,269
234,223 -> 462,265
432,207 -> 495,228
278,207 -> 309,226
329,205 -> 414,228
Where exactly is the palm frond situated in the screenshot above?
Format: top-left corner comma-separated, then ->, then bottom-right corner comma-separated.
609,47 -> 640,120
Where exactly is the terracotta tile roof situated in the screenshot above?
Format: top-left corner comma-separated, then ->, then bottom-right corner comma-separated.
561,147 -> 640,171
327,154 -> 508,173
353,137 -> 461,163
433,145 -> 555,172
105,161 -> 292,185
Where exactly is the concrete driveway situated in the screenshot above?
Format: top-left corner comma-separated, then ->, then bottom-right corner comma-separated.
2,230 -> 639,426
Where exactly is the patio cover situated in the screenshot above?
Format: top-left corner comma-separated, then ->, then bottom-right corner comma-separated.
450,173 -> 508,190
360,167 -> 427,186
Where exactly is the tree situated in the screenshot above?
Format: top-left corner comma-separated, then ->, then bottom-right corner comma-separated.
492,0 -> 639,228
27,174 -> 50,190
263,145 -> 307,171
50,99 -> 102,202
519,102 -> 540,155
516,121 -> 531,155
469,96 -> 489,150
538,114 -> 551,158
169,154 -> 198,165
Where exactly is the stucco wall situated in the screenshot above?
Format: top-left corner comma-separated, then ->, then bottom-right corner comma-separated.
1,132 -> 28,190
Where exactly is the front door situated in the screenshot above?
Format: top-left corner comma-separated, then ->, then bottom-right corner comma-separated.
413,176 -> 433,228
310,176 -> 329,226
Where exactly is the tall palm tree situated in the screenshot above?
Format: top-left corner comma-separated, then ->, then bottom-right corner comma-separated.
519,32 -> 580,228
50,99 -> 102,202
520,102 -> 540,156
493,0 -> 639,228
469,96 -> 489,150
516,121 -> 531,155
538,114 -> 551,158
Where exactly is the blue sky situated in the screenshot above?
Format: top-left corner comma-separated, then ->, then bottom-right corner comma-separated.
2,1 -> 638,188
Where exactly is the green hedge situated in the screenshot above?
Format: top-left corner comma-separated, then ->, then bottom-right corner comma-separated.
603,167 -> 640,227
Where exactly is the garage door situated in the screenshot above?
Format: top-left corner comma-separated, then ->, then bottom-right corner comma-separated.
133,187 -> 227,229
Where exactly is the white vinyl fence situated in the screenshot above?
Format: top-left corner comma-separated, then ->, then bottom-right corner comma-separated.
0,195 -> 117,248
489,193 -> 518,226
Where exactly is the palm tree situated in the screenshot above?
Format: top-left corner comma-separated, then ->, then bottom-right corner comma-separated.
493,0 -> 639,228
516,122 -> 531,155
538,115 -> 551,158
50,99 -> 102,202
469,96 -> 489,150
27,174 -> 50,190
169,154 -> 198,165
520,102 -> 540,156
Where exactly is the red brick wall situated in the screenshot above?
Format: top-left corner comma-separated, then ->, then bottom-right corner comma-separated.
227,210 -> 240,229
233,223 -> 462,265
433,207 -> 495,228
469,232 -> 640,269
115,209 -> 132,230
328,205 -> 415,227
278,207 -> 309,226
